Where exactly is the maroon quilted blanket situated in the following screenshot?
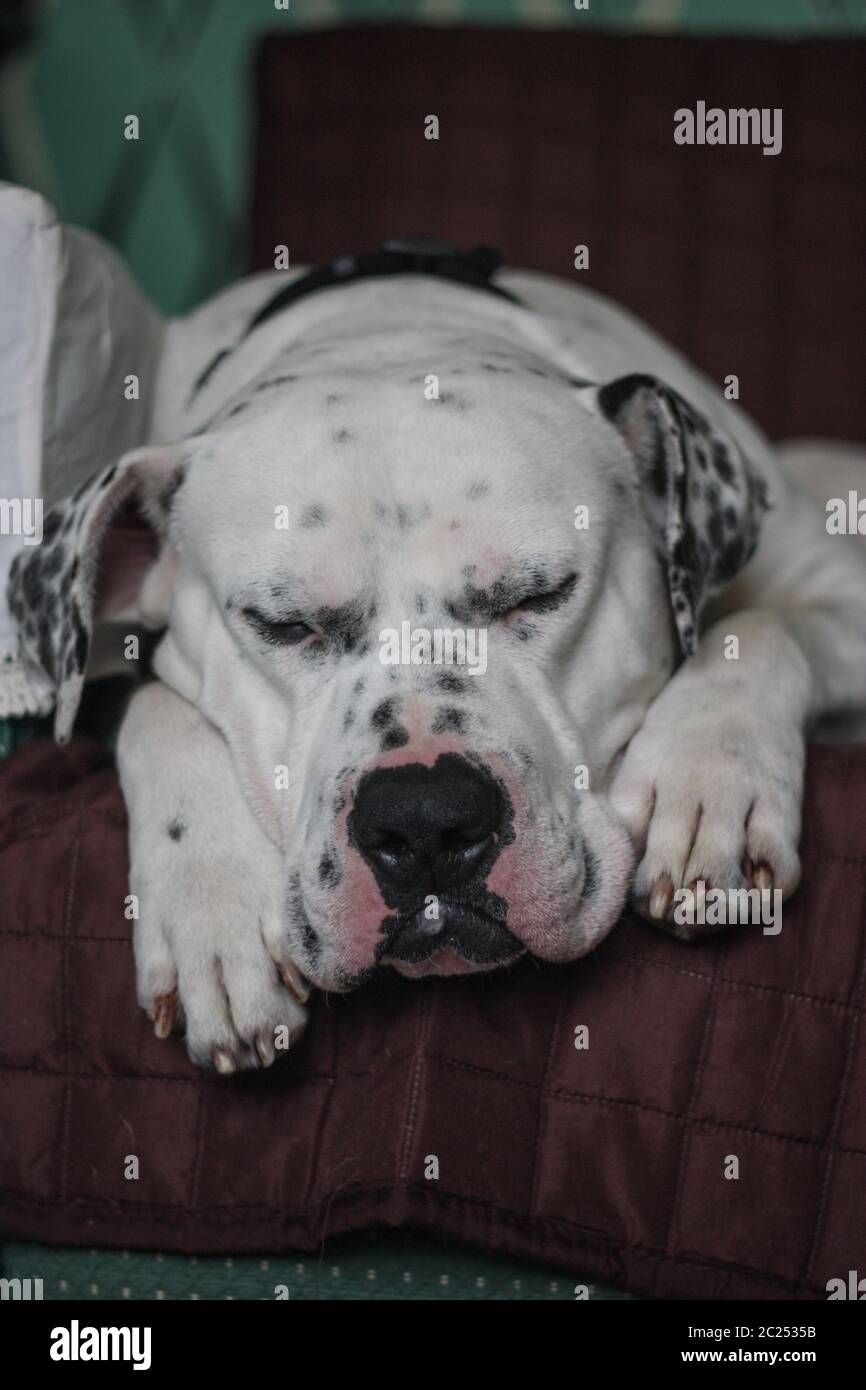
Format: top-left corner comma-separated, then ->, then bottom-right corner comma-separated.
1,735 -> 864,1300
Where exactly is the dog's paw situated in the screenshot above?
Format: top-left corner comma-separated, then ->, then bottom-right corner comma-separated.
131,848 -> 309,1073
609,697 -> 803,940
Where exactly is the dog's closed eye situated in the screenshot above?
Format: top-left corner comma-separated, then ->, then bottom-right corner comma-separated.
506,571 -> 578,617
242,607 -> 316,645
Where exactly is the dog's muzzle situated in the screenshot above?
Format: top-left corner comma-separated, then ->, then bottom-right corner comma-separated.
382,902 -> 521,966
348,753 -> 520,966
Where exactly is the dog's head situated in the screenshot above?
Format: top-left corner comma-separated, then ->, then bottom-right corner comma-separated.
9,344 -> 769,990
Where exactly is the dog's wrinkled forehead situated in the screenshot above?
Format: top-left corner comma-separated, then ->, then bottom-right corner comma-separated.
177,359 -> 609,600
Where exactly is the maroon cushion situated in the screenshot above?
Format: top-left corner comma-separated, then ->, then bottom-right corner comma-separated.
253,26 -> 866,444
1,735 -> 865,1300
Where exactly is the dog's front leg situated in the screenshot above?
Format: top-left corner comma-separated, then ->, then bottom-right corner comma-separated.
117,680 -> 308,1071
610,595 -> 866,936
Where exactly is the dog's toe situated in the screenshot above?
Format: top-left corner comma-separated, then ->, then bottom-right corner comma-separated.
611,712 -> 803,940
131,849 -> 310,1071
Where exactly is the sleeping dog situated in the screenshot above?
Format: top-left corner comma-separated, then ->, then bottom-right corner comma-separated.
10,241 -> 866,1071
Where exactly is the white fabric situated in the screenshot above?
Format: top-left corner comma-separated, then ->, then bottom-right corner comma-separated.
0,185 -> 163,717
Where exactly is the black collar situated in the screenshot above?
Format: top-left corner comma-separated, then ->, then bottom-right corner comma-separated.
191,238 -> 520,400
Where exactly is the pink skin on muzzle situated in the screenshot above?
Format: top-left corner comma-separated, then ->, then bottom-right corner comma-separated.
328,734 -> 571,980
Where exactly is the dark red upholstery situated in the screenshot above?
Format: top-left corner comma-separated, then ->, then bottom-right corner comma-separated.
253,27 -> 866,444
1,736 -> 865,1300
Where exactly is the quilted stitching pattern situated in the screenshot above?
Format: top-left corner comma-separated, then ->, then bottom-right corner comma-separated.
0,736 -> 864,1300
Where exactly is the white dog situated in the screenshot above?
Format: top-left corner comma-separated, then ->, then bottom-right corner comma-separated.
10,241 -> 866,1072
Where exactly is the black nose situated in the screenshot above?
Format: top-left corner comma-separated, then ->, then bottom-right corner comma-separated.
348,753 -> 505,900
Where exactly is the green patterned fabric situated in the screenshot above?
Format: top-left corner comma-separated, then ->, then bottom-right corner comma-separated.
1,1233 -> 634,1301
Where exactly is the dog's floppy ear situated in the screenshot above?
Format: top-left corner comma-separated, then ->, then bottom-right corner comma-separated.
6,444 -> 187,743
596,373 -> 771,655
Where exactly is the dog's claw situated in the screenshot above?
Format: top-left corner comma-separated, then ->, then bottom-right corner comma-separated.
213,1047 -> 236,1075
255,1032 -> 276,1067
649,874 -> 674,920
753,862 -> 774,893
279,961 -> 311,1004
153,992 -> 176,1040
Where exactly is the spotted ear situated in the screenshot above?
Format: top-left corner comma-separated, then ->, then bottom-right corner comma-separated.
597,373 -> 772,655
6,444 -> 187,743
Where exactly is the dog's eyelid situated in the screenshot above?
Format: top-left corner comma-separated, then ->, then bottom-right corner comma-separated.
509,571 -> 579,615
240,605 -> 317,643
240,603 -> 307,625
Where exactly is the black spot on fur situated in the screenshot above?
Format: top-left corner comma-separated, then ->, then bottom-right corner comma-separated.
648,433 -> 668,496
158,464 -> 187,516
20,558 -> 45,611
167,818 -> 186,842
255,374 -> 298,395
438,391 -> 470,412
582,844 -> 601,900
436,671 -> 469,694
300,503 -> 329,528
41,548 -> 64,580
41,511 -> 62,544
287,872 -> 320,963
315,598 -> 366,654
332,428 -> 353,445
712,440 -> 736,486
371,698 -> 397,730
318,852 -> 341,888
716,536 -> 746,584
37,619 -> 53,674
381,726 -> 410,751
71,603 -> 89,674
432,706 -> 467,735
